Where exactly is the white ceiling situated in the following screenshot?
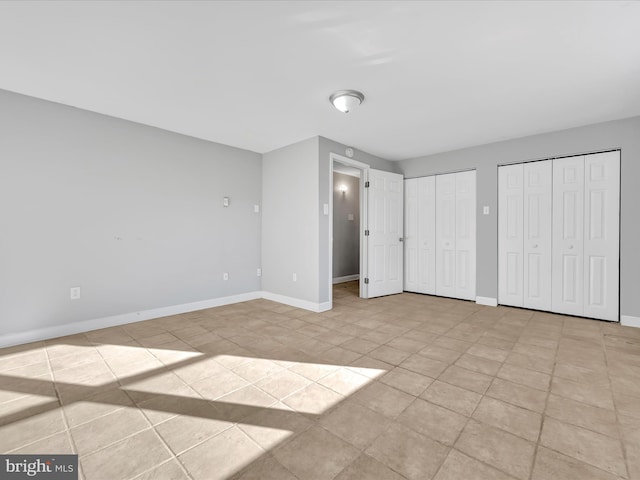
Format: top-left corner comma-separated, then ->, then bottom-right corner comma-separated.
1,1 -> 639,161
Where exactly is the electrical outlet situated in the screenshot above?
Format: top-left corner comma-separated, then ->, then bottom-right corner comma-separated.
257,268 -> 262,277
254,204 -> 260,213
223,272 -> 229,281
223,197 -> 230,207
70,287 -> 81,300
292,273 -> 297,282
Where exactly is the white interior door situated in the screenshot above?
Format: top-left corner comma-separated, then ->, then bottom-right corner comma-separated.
455,170 -> 476,300
498,164 -> 524,307
436,173 -> 456,297
523,160 -> 552,310
418,176 -> 436,294
552,156 -> 585,316
367,169 -> 404,298
583,151 -> 620,321
404,178 -> 419,292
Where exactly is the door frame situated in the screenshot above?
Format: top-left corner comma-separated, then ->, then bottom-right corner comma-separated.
329,153 -> 370,301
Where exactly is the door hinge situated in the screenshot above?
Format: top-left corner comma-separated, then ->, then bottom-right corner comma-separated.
364,229 -> 370,236
364,278 -> 369,284
364,181 -> 370,188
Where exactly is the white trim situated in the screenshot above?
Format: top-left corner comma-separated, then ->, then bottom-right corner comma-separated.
621,315 -> 640,328
330,153 -> 369,170
476,296 -> 498,307
333,274 -> 360,284
329,152 -> 370,301
261,291 -> 331,312
0,291 -> 262,348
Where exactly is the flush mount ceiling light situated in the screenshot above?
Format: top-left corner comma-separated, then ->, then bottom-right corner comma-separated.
330,90 -> 365,113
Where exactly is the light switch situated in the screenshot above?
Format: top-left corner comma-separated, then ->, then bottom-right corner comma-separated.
223,272 -> 229,280
323,204 -> 329,215
70,287 -> 81,300
348,213 -> 354,221
254,204 -> 260,213
483,206 -> 490,215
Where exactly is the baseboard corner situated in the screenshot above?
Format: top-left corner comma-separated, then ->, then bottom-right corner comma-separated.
332,274 -> 359,284
476,296 -> 498,307
621,315 -> 640,328
260,292 -> 329,313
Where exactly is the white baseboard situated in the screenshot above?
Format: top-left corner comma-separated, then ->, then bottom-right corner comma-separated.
261,292 -> 331,313
476,296 -> 498,307
317,301 -> 332,313
0,291 -> 262,349
0,289 -> 338,348
333,274 -> 359,284
621,315 -> 640,328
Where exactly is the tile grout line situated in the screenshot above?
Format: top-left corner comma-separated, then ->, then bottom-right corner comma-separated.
602,325 -> 632,480
429,306 -> 524,480
42,337 -> 85,480
525,313 -> 562,480
94,340 -> 195,480
531,321 -> 629,480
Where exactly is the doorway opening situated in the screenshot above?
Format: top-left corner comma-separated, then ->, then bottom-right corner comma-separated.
329,153 -> 369,305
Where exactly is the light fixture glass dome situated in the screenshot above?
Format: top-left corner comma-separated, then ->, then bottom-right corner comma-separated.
330,90 -> 364,113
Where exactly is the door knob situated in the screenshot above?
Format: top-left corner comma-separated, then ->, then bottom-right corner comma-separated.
532,244 -> 538,249
569,245 -> 574,249
399,238 -> 404,242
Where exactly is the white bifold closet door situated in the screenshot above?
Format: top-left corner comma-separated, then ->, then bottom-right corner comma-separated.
404,178 -> 420,292
499,151 -> 619,321
552,152 -> 620,320
524,160 -> 553,310
404,176 -> 435,294
498,164 -> 525,306
499,161 -> 553,309
436,171 -> 476,300
551,156 -> 585,316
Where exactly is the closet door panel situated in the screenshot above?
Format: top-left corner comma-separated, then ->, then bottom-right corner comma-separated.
455,170 -> 476,300
552,156 -> 585,316
498,164 -> 524,307
524,160 -> 552,310
418,176 -> 436,294
583,151 -> 619,320
436,173 -> 456,297
404,179 -> 419,292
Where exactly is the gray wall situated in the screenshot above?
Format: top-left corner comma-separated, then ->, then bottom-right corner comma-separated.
318,136 -> 397,304
397,115 -> 640,318
0,89 -> 262,337
332,172 -> 360,278
262,137 -> 320,303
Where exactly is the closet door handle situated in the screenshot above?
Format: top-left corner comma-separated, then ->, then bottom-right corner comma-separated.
532,244 -> 538,249
568,245 -> 574,250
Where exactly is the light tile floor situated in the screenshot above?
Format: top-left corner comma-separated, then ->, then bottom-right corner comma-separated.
2,281 -> 640,479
